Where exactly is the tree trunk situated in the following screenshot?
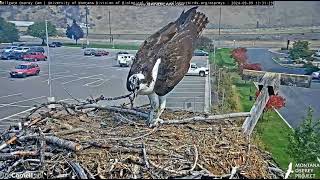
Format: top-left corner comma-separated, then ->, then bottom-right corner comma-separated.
76,39 -> 78,45
41,39 -> 45,45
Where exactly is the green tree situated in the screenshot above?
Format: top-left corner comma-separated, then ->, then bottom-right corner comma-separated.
288,107 -> 320,163
27,21 -> 57,45
289,40 -> 313,60
66,20 -> 84,45
0,17 -> 19,43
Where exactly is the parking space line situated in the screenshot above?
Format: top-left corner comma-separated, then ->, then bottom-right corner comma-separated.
167,96 -> 204,99
85,79 -> 110,88
41,72 -> 88,82
62,74 -> 104,85
0,98 -> 72,122
0,93 -> 22,99
0,107 -> 36,121
0,104 -> 32,108
171,91 -> 204,94
0,96 -> 46,108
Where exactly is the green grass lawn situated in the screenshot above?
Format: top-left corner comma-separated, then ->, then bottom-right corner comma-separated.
63,43 -> 139,50
209,48 -> 237,68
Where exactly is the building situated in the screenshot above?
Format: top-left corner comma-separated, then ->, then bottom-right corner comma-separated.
8,20 -> 34,32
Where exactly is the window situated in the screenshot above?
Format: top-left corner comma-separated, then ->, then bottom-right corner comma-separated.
15,65 -> 28,69
191,64 -> 197,68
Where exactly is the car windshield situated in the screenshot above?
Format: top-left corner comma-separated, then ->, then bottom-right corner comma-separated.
16,48 -> 23,50
15,65 -> 28,69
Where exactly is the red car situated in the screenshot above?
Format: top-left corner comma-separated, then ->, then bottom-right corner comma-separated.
10,63 -> 40,78
94,50 -> 109,56
23,52 -> 47,61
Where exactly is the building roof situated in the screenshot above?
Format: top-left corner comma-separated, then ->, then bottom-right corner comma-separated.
8,21 -> 34,27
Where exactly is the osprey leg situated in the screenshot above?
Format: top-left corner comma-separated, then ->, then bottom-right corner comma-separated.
155,95 -> 166,121
147,92 -> 159,126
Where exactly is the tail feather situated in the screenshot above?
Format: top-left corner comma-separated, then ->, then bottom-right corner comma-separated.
193,12 -> 209,35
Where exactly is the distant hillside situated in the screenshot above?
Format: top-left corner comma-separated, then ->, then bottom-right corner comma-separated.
1,1 -> 320,34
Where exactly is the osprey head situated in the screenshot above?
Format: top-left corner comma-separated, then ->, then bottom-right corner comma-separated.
127,73 -> 145,94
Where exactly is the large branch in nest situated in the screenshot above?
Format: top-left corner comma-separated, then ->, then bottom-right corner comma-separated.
77,104 -> 149,119
0,151 -> 54,160
162,112 -> 251,125
19,135 -> 82,151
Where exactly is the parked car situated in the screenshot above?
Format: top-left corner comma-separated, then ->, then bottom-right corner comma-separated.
94,50 -> 109,56
23,52 -> 47,61
117,54 -> 135,67
311,71 -> 320,79
13,47 -> 30,53
3,46 -> 18,53
0,52 -> 15,60
28,46 -> 45,53
186,63 -> 209,77
49,42 -> 62,47
193,50 -> 209,56
11,52 -> 26,60
116,51 -> 129,55
10,63 -> 40,78
84,48 -> 96,56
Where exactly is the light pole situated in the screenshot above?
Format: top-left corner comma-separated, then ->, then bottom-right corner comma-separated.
45,20 -> 54,105
213,39 -> 216,71
85,5 -> 89,46
233,40 -> 236,49
109,10 -> 112,44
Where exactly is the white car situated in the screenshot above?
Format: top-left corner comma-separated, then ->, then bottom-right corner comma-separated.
117,54 -> 135,67
13,47 -> 30,53
311,71 -> 320,79
3,46 -> 18,53
186,63 -> 209,77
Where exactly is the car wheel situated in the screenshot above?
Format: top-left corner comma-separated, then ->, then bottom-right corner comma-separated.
199,71 -> 205,77
10,74 -> 14,78
120,64 -> 123,67
22,74 -> 27,78
35,71 -> 40,76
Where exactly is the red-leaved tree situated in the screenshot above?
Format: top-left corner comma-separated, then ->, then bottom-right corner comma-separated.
242,63 -> 262,71
255,90 -> 286,111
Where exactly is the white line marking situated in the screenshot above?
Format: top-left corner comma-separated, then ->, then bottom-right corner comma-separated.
83,79 -> 105,86
85,79 -> 110,88
0,98 -> 71,122
0,93 -> 22,99
167,96 -> 204,99
41,73 -> 87,82
171,91 -> 204,94
0,96 -> 46,108
0,104 -> 32,108
62,74 -> 103,85
0,107 -> 35,121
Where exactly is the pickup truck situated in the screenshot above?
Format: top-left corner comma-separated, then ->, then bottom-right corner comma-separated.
118,54 -> 135,67
186,63 -> 209,77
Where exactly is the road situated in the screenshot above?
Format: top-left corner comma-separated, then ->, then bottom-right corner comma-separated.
247,48 -> 320,128
0,47 -> 209,130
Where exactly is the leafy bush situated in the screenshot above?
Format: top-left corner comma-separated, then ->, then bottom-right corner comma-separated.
304,63 -> 320,75
242,63 -> 262,71
289,40 -> 313,60
288,107 -> 320,163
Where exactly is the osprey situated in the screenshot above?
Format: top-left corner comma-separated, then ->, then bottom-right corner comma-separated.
126,6 -> 209,126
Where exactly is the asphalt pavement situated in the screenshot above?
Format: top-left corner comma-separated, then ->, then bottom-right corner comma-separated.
0,47 -> 209,130
247,48 -> 320,128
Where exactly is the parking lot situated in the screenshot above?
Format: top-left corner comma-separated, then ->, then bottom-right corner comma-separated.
0,47 -> 210,129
